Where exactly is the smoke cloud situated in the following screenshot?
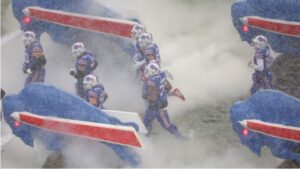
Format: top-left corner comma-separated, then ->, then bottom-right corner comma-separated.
1,0 -> 282,167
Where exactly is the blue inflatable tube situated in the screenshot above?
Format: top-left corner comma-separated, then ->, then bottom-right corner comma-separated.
231,90 -> 300,163
2,83 -> 140,167
231,0 -> 300,57
12,0 -> 139,56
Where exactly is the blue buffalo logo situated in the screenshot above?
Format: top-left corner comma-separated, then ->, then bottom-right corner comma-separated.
231,90 -> 300,163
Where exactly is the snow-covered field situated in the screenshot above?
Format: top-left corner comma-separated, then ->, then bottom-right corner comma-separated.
1,0 -> 283,167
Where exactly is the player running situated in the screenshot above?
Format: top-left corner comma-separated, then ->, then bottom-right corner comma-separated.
142,62 -> 183,138
248,35 -> 274,95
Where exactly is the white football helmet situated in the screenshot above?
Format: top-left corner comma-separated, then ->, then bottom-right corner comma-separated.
22,31 -> 36,46
252,35 -> 268,49
131,24 -> 145,40
83,74 -> 98,90
71,42 -> 86,58
138,32 -> 153,49
144,62 -> 160,78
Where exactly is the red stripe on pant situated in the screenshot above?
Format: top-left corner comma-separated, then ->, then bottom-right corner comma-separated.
160,110 -> 170,128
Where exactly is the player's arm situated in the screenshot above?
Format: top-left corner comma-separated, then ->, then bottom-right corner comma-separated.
26,46 -> 46,72
91,60 -> 98,71
31,56 -> 46,72
101,91 -> 108,103
70,65 -> 85,79
165,80 -> 172,93
69,68 -> 78,79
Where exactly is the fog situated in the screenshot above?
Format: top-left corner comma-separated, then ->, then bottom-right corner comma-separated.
1,0 -> 282,167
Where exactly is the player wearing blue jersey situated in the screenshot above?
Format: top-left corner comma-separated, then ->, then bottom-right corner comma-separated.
22,31 -> 46,86
135,33 -> 162,82
143,42 -> 161,65
142,43 -> 186,101
133,32 -> 154,73
248,35 -> 274,95
142,62 -> 183,138
83,74 -> 108,109
70,42 -> 98,98
131,24 -> 146,63
137,34 -> 186,101
132,28 -> 185,101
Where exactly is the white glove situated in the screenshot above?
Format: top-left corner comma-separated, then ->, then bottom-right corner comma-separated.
26,69 -> 32,74
69,68 -> 76,76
